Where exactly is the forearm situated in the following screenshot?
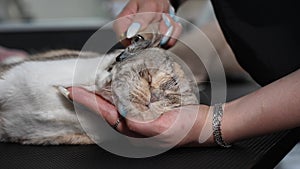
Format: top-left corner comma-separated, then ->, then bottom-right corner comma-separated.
223,69 -> 300,143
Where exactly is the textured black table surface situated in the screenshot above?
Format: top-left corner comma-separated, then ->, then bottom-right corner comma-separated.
0,129 -> 299,169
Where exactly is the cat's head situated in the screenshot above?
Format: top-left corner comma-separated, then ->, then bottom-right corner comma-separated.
96,46 -> 198,121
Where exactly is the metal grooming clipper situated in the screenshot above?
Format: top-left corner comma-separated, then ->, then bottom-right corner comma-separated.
116,22 -> 163,62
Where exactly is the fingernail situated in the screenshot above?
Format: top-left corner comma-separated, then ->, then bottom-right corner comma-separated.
119,104 -> 127,117
162,13 -> 171,27
57,86 -> 71,101
160,26 -> 174,45
126,22 -> 141,38
173,16 -> 180,22
169,6 -> 175,18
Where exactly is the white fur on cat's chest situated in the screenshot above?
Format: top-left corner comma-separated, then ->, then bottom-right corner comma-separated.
0,55 -> 112,144
0,57 -> 101,109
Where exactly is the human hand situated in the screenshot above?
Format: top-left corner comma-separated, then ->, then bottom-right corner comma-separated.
67,87 -> 214,147
123,104 -> 213,147
113,0 -> 182,48
0,46 -> 28,64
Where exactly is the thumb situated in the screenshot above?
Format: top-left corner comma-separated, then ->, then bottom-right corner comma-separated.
125,1 -> 169,38
67,87 -> 119,123
113,0 -> 138,38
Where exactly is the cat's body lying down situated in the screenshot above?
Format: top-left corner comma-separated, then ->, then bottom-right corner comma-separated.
0,48 -> 198,145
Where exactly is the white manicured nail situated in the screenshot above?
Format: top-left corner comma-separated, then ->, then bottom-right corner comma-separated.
126,22 -> 141,38
173,16 -> 180,22
169,6 -> 175,18
57,86 -> 70,100
162,13 -> 171,27
160,26 -> 174,45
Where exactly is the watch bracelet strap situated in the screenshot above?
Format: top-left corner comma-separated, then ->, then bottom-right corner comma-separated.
212,103 -> 232,148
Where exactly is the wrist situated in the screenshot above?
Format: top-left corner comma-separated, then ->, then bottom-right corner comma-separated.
195,103 -> 236,147
222,101 -> 240,144
189,105 -> 215,146
211,103 -> 232,147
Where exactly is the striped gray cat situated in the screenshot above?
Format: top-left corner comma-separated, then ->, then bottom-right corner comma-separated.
0,45 -> 198,145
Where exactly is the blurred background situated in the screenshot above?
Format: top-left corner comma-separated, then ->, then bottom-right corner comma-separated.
0,0 -> 247,81
0,0 -> 112,24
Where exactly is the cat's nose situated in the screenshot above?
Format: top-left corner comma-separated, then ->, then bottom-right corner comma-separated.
150,88 -> 162,103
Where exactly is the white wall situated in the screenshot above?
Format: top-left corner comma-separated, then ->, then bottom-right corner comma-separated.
22,0 -> 110,19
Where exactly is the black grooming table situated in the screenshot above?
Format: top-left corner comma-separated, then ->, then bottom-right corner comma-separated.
0,129 -> 299,169
1,28 -> 299,169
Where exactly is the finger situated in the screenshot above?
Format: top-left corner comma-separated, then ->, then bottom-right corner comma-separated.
68,87 -> 118,122
67,87 -> 141,136
165,22 -> 182,48
127,14 -> 159,38
159,13 -> 171,36
114,16 -> 133,40
159,24 -> 174,46
126,0 -> 169,38
159,13 -> 182,48
0,47 -> 28,62
135,0 -> 169,28
113,0 -> 138,37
